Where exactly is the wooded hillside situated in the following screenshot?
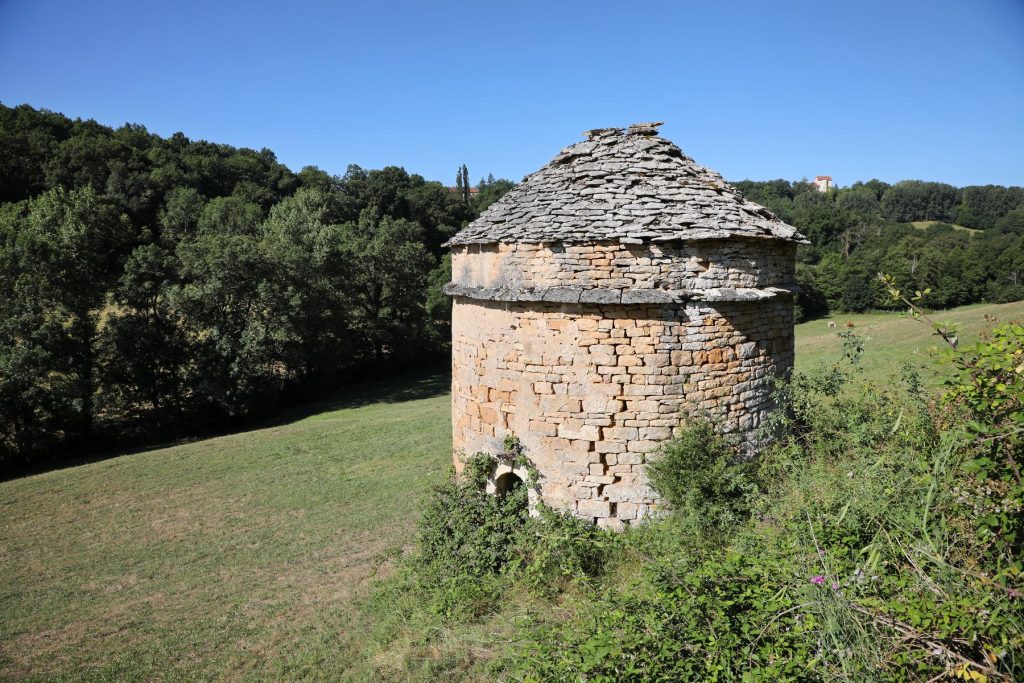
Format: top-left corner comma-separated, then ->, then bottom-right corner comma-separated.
733,178 -> 1024,318
0,103 -> 509,472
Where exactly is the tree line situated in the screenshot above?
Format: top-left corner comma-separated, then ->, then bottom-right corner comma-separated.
0,103 -> 510,473
732,178 -> 1024,320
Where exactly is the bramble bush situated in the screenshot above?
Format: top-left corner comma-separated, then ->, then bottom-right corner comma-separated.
374,448 -> 611,626
944,323 -> 1024,566
645,418 -> 759,538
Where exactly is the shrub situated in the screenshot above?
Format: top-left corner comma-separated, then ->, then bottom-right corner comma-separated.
943,323 -> 1024,564
418,457 -> 529,583
511,504 -> 611,595
515,551 -> 817,682
646,419 -> 760,537
405,449 -> 611,617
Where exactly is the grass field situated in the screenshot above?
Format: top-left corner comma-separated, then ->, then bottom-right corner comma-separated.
910,220 -> 980,234
2,301 -> 1024,680
794,300 -> 1024,381
0,373 -> 452,681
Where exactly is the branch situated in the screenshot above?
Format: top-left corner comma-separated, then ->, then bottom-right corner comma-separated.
876,273 -> 959,350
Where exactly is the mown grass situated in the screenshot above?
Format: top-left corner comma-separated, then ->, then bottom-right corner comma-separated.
910,220 -> 980,233
795,300 -> 1024,382
0,371 -> 451,681
2,301 -> 1023,680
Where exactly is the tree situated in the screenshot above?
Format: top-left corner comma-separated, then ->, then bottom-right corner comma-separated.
338,211 -> 436,364
794,263 -> 829,322
259,188 -> 350,380
476,177 -> 515,212
196,195 -> 263,236
97,244 -> 188,430
814,252 -> 848,310
10,187 -> 130,442
0,202 -> 73,459
158,186 -> 206,243
836,185 -> 881,221
840,269 -> 875,312
996,209 -> 1024,234
791,191 -> 849,248
174,226 -> 277,417
955,185 -> 1024,229
839,218 -> 877,259
426,253 -> 453,342
880,181 -> 958,223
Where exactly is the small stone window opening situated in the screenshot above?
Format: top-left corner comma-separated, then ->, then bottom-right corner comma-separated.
495,471 -> 524,497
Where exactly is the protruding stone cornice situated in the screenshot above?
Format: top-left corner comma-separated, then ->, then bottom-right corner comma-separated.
443,282 -> 799,304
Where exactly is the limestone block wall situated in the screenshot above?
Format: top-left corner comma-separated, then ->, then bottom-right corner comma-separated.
450,239 -> 796,295
450,296 -> 794,529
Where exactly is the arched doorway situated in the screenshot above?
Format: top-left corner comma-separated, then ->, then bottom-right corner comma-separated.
494,471 -> 524,497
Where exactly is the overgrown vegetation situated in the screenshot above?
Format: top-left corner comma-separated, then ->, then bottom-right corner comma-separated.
402,450 -> 610,613
645,419 -> 759,536
365,325 -> 1023,681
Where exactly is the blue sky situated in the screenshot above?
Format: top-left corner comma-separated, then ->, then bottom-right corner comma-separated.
1,0 -> 1022,187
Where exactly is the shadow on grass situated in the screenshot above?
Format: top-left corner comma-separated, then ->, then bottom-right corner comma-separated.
267,367 -> 451,426
2,367 -> 451,482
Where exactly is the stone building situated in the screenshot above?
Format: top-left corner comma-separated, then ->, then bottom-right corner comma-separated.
443,123 -> 806,529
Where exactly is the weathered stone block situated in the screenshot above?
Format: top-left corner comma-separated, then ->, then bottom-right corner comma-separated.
577,499 -> 612,518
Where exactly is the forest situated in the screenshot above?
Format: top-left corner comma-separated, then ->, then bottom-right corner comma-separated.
2,101 -> 1023,472
0,103 -> 514,472
733,179 -> 1024,320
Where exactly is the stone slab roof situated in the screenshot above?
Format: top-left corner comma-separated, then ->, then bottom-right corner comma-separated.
443,282 -> 799,304
445,123 -> 807,247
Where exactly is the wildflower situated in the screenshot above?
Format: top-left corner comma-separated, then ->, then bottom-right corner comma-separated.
831,582 -> 840,590
811,575 -> 825,584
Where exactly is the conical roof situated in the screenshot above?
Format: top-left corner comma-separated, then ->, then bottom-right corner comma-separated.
445,123 -> 807,247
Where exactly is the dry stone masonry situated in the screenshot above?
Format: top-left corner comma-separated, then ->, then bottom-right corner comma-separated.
444,123 -> 807,529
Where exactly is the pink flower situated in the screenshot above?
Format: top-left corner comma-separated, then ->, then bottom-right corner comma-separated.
831,582 -> 840,590
811,575 -> 825,585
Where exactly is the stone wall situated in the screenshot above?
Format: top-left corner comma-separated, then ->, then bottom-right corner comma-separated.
450,239 -> 796,295
450,295 -> 794,529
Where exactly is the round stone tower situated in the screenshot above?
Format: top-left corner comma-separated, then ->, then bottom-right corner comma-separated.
443,123 -> 807,529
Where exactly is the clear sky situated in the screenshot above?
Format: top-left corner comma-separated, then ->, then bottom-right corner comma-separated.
1,0 -> 1022,188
